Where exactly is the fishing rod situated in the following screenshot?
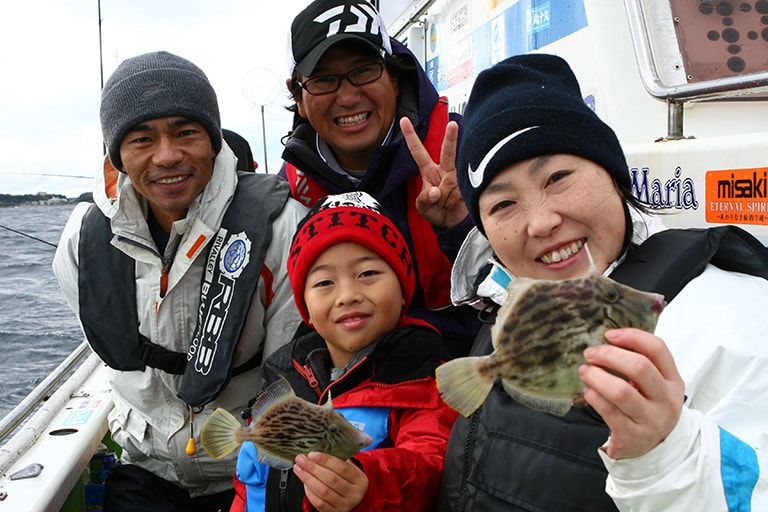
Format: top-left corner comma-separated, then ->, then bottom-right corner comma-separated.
0,223 -> 58,248
0,0 -> 104,251
0,181 -> 87,248
0,172 -> 93,179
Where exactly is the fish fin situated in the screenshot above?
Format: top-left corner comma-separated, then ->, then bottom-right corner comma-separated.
251,376 -> 296,419
436,356 -> 494,417
200,408 -> 243,459
256,448 -> 295,470
500,380 -> 573,417
324,389 -> 334,410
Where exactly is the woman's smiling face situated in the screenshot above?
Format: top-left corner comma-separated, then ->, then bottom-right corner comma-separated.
478,154 -> 626,280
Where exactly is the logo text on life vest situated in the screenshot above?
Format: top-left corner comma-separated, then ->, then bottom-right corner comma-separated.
189,230 -> 252,374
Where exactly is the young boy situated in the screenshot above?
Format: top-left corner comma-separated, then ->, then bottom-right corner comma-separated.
231,191 -> 458,512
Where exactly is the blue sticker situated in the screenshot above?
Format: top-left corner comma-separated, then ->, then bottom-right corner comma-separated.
62,409 -> 94,427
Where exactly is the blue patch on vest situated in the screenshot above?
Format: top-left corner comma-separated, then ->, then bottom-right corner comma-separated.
338,406 -> 390,450
224,238 -> 248,273
720,427 -> 758,511
489,265 -> 511,290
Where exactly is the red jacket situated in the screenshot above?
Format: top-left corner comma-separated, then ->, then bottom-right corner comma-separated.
231,325 -> 458,511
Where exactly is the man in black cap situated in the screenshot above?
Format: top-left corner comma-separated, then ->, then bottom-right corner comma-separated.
53,50 -> 307,511
280,0 -> 480,361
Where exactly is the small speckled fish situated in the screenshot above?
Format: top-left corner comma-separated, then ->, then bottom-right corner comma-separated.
436,247 -> 666,417
200,376 -> 372,469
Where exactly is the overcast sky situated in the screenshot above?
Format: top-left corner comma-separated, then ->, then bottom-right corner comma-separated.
0,0 -> 314,197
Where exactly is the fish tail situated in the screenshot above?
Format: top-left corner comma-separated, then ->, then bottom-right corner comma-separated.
436,356 -> 494,417
200,408 -> 243,459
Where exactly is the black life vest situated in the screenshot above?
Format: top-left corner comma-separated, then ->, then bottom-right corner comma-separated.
77,172 -> 290,407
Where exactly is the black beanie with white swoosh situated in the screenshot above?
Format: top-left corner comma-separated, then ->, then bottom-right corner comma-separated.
456,53 -> 630,234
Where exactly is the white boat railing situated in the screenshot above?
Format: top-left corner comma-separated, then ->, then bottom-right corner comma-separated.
0,341 -> 113,511
0,341 -> 91,443
0,340 -> 93,473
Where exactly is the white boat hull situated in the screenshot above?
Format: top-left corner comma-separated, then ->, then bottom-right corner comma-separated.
0,353 -> 113,512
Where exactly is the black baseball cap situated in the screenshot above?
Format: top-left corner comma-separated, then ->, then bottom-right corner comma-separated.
289,0 -> 393,76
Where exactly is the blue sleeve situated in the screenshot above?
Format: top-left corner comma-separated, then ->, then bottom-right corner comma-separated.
720,427 -> 759,511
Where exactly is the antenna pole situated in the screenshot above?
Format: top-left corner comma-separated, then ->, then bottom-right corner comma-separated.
260,105 -> 268,173
98,0 -> 104,90
98,0 -> 105,156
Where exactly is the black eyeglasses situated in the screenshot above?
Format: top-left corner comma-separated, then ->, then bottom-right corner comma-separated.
299,62 -> 385,95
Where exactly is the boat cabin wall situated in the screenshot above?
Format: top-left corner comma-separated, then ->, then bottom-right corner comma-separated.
392,0 -> 768,245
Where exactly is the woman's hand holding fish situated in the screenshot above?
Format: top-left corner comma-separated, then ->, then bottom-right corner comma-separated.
578,327 -> 686,460
400,116 -> 468,229
293,451 -> 368,511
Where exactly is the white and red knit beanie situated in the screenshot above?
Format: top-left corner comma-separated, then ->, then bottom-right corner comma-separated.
287,191 -> 415,325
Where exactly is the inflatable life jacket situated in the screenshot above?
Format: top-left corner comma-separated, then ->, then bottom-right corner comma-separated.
77,172 -> 290,407
284,98 -> 453,310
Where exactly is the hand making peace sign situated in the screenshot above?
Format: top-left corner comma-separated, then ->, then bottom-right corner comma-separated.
400,116 -> 469,230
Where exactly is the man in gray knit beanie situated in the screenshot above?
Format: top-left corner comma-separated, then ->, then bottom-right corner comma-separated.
100,50 -> 222,171
53,50 -> 310,511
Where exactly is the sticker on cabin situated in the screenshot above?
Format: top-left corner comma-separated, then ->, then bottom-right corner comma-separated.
705,168 -> 768,226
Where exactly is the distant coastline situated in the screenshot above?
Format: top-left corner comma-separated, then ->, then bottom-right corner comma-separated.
0,192 -> 93,208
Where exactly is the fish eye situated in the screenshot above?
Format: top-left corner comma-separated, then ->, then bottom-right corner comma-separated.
604,287 -> 620,303
328,424 -> 339,433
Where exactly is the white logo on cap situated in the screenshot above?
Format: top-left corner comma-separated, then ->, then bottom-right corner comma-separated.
318,191 -> 383,213
467,126 -> 539,188
313,3 -> 391,54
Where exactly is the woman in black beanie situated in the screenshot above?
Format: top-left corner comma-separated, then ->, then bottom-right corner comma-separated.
405,53 -> 768,511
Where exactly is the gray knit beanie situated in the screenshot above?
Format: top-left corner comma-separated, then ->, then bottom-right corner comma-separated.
457,54 -> 630,235
100,51 -> 222,171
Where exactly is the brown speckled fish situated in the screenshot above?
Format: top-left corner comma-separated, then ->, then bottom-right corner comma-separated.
200,377 -> 372,468
436,248 -> 666,417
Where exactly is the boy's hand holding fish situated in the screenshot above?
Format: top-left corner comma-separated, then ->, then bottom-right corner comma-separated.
293,451 -> 369,512
579,327 -> 685,460
200,377 -> 372,468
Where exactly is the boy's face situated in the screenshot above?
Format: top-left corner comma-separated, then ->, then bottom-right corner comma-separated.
304,241 -> 404,368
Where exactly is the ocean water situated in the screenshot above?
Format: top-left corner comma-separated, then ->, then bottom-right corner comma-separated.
0,203 -> 84,421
